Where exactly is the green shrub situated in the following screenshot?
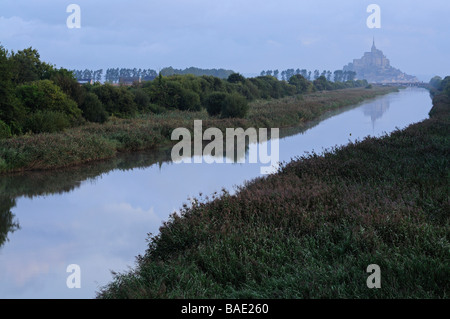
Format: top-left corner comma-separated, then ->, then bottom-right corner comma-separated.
178,88 -> 201,111
221,93 -> 249,118
0,120 -> 12,139
16,79 -> 82,121
227,73 -> 246,84
92,84 -> 137,117
133,89 -> 151,112
24,110 -> 71,133
289,74 -> 313,94
204,92 -> 227,116
80,93 -> 108,123
148,103 -> 165,114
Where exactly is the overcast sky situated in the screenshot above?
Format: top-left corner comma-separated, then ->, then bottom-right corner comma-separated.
1,0 -> 449,80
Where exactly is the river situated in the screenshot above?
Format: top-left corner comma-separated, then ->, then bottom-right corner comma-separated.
0,87 -> 432,298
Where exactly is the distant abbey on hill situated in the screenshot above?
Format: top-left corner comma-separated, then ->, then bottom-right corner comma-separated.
343,39 -> 418,83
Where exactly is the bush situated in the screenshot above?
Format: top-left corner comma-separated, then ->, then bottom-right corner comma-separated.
148,103 -> 165,114
313,76 -> 332,91
0,120 -> 12,139
227,73 -> 246,84
221,93 -> 249,118
92,84 -> 137,117
178,88 -> 201,111
204,92 -> 227,116
16,80 -> 82,123
147,80 -> 183,109
133,89 -> 151,112
23,110 -> 71,133
80,93 -> 108,123
288,74 -> 313,94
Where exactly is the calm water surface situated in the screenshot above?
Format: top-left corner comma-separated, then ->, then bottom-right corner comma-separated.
0,87 -> 432,298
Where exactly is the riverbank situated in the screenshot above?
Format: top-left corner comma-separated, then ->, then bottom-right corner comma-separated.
97,88 -> 449,299
0,86 -> 396,174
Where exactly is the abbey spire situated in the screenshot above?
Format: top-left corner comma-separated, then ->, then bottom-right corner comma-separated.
343,39 -> 419,83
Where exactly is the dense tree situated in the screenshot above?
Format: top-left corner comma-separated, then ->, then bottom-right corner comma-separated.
80,92 -> 108,123
133,89 -> 151,112
227,73 -> 246,84
429,76 -> 442,90
16,80 -> 82,122
334,70 -> 343,82
92,84 -> 137,117
0,45 -> 23,134
160,67 -> 233,79
313,75 -> 332,91
313,69 -> 320,80
204,92 -> 228,116
288,74 -> 313,94
300,69 -> 308,79
9,47 -> 55,84
48,68 -> 86,106
221,93 -> 249,118
273,70 -> 279,79
346,71 -> 356,81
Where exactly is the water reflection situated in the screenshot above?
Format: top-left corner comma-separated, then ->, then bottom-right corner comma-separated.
0,197 -> 20,249
362,98 -> 390,129
0,87 -> 431,298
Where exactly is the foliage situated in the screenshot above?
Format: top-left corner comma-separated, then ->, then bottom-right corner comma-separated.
204,92 -> 228,116
23,110 -> 72,134
227,73 -> 246,84
429,76 -> 450,118
16,79 -> 82,122
92,84 -> 137,117
288,74 -> 313,94
48,68 -> 86,106
0,45 -> 24,134
97,92 -> 450,299
0,120 -> 12,139
133,89 -> 151,112
429,76 -> 442,91
221,93 -> 249,118
80,93 -> 108,123
160,67 -> 234,79
0,86 -> 397,174
9,47 -> 55,85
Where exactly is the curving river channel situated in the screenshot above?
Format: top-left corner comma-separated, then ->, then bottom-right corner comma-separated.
0,87 -> 432,298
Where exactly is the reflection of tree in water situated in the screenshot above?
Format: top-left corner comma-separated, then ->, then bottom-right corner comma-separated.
362,98 -> 390,129
0,100 -> 377,249
0,147 -> 174,249
0,196 -> 20,249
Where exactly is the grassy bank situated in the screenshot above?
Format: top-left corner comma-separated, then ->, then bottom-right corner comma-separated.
0,86 -> 396,174
96,89 -> 449,299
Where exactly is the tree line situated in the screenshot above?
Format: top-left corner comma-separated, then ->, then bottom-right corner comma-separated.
261,69 -> 357,82
72,67 -> 234,83
0,45 -> 369,139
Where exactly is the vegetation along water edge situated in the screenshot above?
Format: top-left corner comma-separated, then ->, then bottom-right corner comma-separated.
96,77 -> 449,299
0,45 -> 398,174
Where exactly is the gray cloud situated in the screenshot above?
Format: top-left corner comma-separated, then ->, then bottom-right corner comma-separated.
0,0 -> 449,79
